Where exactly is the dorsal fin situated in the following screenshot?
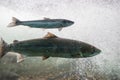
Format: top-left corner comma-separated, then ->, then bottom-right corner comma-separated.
43,17 -> 51,20
13,40 -> 19,43
44,32 -> 58,39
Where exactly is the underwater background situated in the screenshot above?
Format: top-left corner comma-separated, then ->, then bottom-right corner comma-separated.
0,0 -> 120,80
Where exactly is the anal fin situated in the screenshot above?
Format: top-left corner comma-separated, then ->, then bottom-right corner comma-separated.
16,54 -> 25,63
13,40 -> 19,43
42,56 -> 49,60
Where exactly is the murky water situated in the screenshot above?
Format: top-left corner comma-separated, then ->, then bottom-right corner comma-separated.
0,0 -> 120,80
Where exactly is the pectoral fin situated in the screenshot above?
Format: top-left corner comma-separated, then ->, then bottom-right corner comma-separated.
44,32 -> 58,39
42,56 -> 49,60
58,28 -> 62,31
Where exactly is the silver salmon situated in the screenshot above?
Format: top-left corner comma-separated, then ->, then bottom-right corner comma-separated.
7,17 -> 74,31
0,32 -> 101,62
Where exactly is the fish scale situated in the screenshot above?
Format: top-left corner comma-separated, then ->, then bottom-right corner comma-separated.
8,17 -> 74,31
0,32 -> 101,63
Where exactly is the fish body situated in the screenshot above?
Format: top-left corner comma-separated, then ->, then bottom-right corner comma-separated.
0,32 -> 101,62
8,17 -> 74,31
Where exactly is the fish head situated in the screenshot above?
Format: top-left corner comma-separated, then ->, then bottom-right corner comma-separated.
80,45 -> 101,57
61,19 -> 74,27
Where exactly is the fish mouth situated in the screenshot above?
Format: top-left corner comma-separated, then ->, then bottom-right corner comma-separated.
82,47 -> 101,57
66,21 -> 74,27
69,21 -> 74,25
95,48 -> 101,53
90,48 -> 101,57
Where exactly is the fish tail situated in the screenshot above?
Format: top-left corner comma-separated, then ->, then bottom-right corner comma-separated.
7,17 -> 21,27
0,38 -> 8,58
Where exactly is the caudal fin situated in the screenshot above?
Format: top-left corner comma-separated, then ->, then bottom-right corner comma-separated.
0,38 -> 8,58
7,17 -> 21,27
